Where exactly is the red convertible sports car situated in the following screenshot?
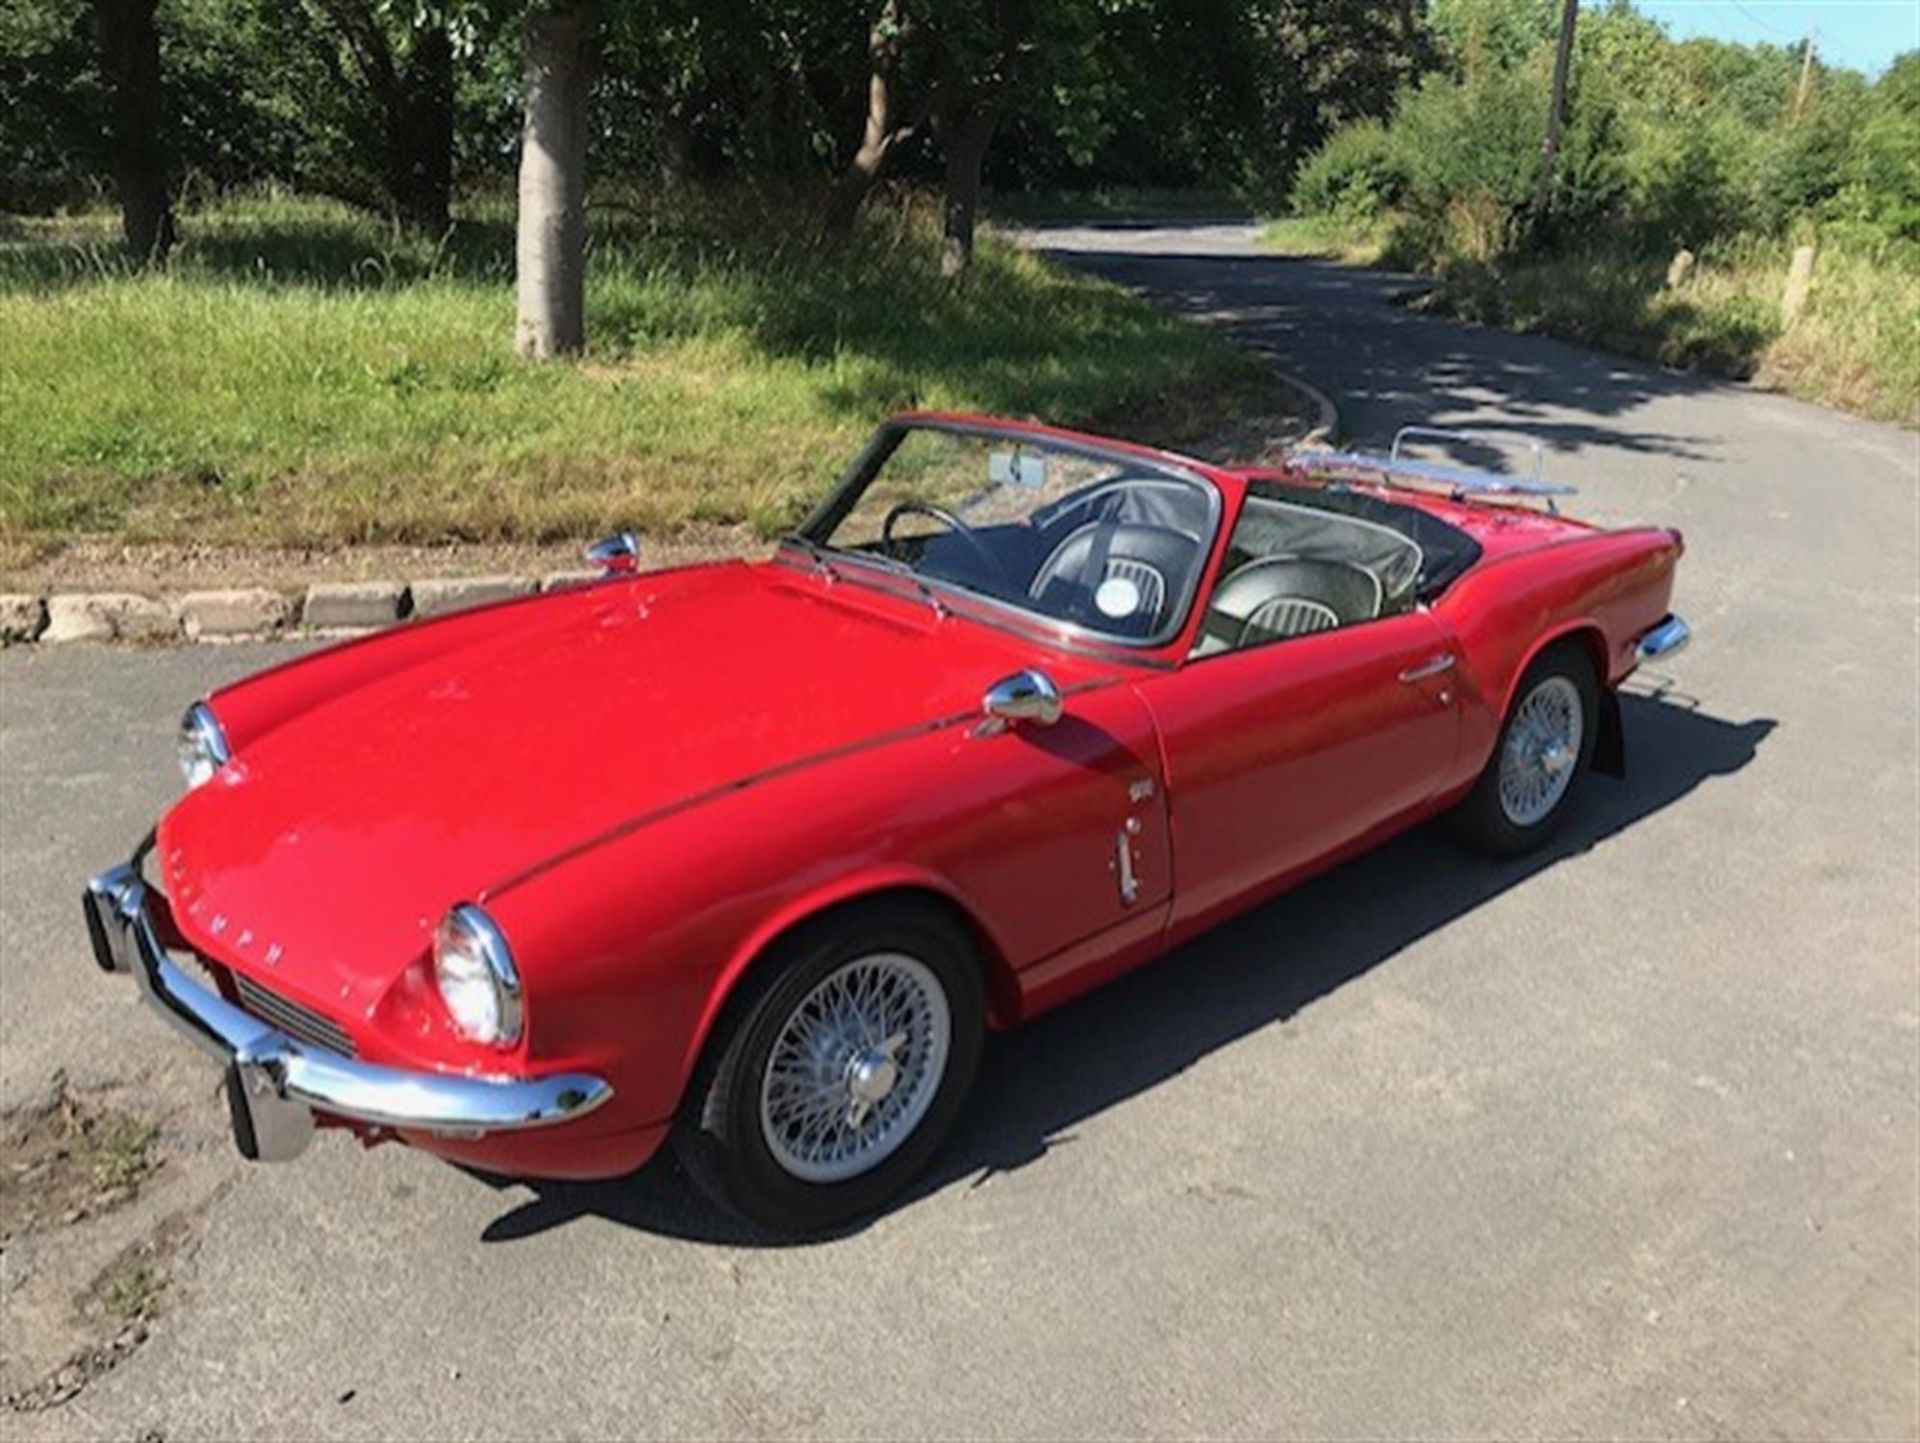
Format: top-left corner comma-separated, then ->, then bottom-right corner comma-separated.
85,413 -> 1688,1232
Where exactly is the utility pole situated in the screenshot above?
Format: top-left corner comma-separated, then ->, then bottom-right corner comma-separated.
1528,0 -> 1580,238
1792,30 -> 1817,124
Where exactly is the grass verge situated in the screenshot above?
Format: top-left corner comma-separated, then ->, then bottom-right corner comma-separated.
1,190 -> 1290,559
1262,216 -> 1920,428
1259,216 -> 1390,265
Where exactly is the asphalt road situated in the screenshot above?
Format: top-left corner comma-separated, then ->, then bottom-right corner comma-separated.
3,222 -> 1916,1440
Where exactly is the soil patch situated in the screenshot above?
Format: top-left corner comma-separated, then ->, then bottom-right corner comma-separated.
0,1075 -> 158,1244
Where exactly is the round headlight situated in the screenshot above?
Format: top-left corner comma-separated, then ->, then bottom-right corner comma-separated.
177,702 -> 231,790
433,904 -> 523,1047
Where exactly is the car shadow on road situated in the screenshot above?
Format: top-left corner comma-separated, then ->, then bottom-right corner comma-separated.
472,693 -> 1773,1247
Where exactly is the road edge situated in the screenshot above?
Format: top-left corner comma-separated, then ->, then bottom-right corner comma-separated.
1279,367 -> 1340,448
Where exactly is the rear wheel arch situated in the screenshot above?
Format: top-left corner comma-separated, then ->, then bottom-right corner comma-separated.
1502,622 -> 1607,719
1448,634 -> 1603,855
1531,625 -> 1621,774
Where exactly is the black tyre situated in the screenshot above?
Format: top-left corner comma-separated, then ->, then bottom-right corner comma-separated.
673,896 -> 985,1235
1448,641 -> 1599,857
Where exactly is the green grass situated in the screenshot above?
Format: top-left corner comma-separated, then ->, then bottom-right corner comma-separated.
1264,212 -> 1920,427
104,1263 -> 163,1324
1428,236 -> 1920,426
1259,215 -> 1390,265
0,191 -> 1280,552
87,1111 -> 158,1192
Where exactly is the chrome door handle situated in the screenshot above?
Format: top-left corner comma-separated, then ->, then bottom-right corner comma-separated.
1399,653 -> 1456,683
1113,824 -> 1141,906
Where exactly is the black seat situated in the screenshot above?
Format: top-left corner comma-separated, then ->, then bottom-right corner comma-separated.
1029,521 -> 1198,637
1195,557 -> 1382,654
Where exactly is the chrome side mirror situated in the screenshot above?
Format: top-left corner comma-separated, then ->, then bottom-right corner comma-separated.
982,669 -> 1062,727
584,531 -> 639,576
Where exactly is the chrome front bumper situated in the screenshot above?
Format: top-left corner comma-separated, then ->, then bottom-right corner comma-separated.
1635,614 -> 1690,664
83,862 -> 612,1163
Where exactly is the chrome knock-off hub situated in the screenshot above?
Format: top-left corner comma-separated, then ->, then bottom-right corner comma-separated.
845,1048 -> 899,1107
1498,674 -> 1584,827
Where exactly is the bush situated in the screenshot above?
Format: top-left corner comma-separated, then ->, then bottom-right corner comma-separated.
1283,20 -> 1920,255
1290,121 -> 1407,223
1390,70 -> 1540,228
1832,106 -> 1920,240
1616,113 -> 1750,246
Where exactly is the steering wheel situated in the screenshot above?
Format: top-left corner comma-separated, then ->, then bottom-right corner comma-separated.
880,501 -> 1012,588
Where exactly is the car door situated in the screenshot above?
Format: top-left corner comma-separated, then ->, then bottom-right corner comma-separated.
840,675 -> 1174,1019
1139,608 -> 1461,937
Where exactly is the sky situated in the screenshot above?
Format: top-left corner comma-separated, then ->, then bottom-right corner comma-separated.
1630,1 -> 1919,75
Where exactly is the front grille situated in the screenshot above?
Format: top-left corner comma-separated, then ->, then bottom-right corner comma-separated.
231,972 -> 356,1057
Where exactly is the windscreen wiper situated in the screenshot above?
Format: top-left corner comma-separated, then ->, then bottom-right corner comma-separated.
835,547 -> 952,621
783,534 -> 951,621
780,533 -> 843,585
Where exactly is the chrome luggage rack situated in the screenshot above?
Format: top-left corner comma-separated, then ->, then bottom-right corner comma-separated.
1291,426 -> 1577,514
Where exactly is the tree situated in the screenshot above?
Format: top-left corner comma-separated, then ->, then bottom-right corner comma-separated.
298,0 -> 458,233
927,0 -> 1032,276
593,0 -> 867,188
822,0 -> 917,240
1246,0 -> 1435,201
94,0 -> 175,263
515,4 -> 590,357
1430,0 -> 1557,75
817,0 -> 1086,274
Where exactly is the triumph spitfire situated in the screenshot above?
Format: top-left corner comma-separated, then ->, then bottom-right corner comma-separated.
85,413 -> 1688,1232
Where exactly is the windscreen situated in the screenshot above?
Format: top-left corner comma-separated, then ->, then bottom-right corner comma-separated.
807,425 -> 1217,643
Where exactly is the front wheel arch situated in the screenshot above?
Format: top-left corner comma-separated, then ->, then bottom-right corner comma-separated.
671,888 -> 993,1231
675,879 -> 1017,1119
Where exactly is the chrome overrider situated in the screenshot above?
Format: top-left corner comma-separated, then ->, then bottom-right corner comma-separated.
83,862 -> 612,1164
1634,614 -> 1691,664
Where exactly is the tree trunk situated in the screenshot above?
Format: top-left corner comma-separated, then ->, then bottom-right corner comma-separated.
1528,0 -> 1579,235
391,20 -> 454,234
515,8 -> 590,359
1393,0 -> 1418,47
938,104 -> 997,277
822,0 -> 910,242
94,0 -> 174,265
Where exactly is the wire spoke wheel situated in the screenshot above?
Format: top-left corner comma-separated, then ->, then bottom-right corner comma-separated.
1497,673 -> 1584,827
758,952 -> 951,1184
